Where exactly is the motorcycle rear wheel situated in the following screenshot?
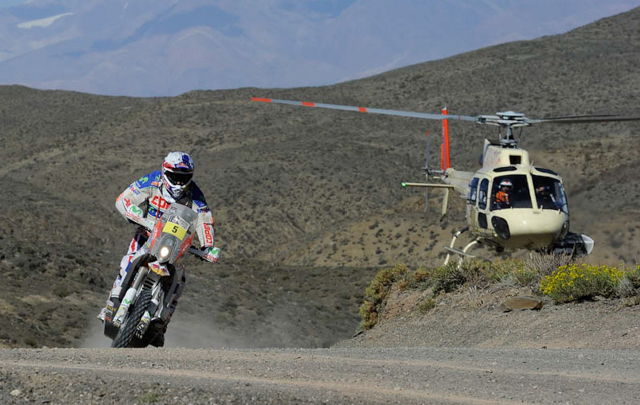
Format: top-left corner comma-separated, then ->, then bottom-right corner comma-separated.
112,288 -> 152,348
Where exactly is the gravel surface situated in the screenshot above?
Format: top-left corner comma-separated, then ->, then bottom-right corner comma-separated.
2,346 -> 640,404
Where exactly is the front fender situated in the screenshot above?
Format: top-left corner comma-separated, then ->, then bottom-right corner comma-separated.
148,261 -> 171,277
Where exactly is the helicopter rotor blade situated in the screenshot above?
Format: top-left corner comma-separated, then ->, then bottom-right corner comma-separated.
538,114 -> 618,120
527,115 -> 640,124
253,97 -> 640,130
252,97 -> 478,123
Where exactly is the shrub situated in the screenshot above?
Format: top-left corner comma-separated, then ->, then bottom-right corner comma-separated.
623,265 -> 640,289
616,277 -> 636,298
410,268 -> 432,289
512,267 -> 539,287
432,262 -> 466,293
360,261 -> 640,330
540,264 -> 624,303
359,263 -> 410,329
24,337 -> 37,348
139,391 -> 160,404
418,298 -> 436,314
52,286 -> 71,298
617,265 -> 640,298
525,252 -> 574,278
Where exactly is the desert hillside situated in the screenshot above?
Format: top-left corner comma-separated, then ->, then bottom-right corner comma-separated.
1,7 -> 640,348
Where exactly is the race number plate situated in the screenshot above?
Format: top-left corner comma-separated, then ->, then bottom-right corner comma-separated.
162,222 -> 187,240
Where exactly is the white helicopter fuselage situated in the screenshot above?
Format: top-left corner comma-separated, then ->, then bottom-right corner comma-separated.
446,140 -> 570,251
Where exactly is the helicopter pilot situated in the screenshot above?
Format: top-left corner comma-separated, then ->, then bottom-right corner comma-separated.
535,185 -> 557,209
495,179 -> 513,209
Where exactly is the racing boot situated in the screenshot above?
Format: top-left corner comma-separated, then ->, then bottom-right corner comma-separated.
148,321 -> 166,347
97,292 -> 121,323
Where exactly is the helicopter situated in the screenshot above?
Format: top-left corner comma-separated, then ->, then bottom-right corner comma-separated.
251,96 -> 640,264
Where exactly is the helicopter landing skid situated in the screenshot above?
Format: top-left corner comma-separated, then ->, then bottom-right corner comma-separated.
443,227 -> 480,266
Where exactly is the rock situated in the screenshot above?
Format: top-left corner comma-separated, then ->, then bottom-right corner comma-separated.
10,389 -> 21,397
500,297 -> 545,312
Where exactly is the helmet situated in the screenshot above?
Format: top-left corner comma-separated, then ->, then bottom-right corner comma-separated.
162,151 -> 194,199
499,179 -> 513,188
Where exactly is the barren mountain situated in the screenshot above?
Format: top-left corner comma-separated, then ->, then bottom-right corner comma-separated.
1,7 -> 640,349
0,0 -> 639,95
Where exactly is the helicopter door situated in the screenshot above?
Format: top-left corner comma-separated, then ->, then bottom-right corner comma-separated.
467,177 -> 480,230
477,178 -> 489,230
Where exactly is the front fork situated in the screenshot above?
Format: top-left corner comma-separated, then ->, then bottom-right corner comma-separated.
136,264 -> 185,339
110,262 -> 184,340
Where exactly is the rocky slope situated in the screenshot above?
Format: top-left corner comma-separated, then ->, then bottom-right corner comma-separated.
1,8 -> 640,348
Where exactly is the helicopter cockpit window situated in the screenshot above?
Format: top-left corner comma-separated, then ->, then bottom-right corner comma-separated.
532,175 -> 568,214
478,179 -> 489,210
491,175 -> 532,210
468,177 -> 479,204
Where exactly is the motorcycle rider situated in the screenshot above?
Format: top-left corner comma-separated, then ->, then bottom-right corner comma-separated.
98,151 -> 218,345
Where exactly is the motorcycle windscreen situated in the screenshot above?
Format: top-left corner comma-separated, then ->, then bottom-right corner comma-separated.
151,203 -> 198,263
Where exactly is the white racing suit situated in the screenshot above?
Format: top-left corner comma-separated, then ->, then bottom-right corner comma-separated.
106,170 -> 215,333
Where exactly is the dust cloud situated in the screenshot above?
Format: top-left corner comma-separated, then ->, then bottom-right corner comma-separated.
80,313 -> 246,349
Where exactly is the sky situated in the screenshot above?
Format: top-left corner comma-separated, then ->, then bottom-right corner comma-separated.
2,0 -> 640,96
0,0 -> 24,7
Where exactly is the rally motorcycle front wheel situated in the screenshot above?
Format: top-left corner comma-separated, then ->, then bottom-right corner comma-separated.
112,288 -> 152,348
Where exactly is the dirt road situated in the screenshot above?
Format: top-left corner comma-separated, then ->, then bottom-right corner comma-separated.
1,346 -> 639,404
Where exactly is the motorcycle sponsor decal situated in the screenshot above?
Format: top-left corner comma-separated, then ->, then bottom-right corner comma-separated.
123,198 -> 132,209
136,171 -> 162,188
196,206 -> 211,215
163,221 -> 187,240
151,195 -> 170,211
178,232 -> 195,259
193,199 -> 208,210
105,304 -> 116,322
153,217 -> 164,239
149,262 -> 170,276
152,172 -> 162,187
128,185 -> 140,195
125,212 -> 140,222
127,205 -> 143,217
136,175 -> 148,185
203,223 -> 214,246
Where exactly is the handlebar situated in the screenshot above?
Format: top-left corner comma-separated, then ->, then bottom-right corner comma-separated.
188,246 -> 220,263
188,247 -> 205,258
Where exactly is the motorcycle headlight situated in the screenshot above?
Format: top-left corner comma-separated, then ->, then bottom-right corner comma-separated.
159,246 -> 171,260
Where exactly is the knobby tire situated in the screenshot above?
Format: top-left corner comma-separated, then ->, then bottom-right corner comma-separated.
112,288 -> 152,348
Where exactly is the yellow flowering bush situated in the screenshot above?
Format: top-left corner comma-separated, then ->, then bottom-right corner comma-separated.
540,264 -> 624,303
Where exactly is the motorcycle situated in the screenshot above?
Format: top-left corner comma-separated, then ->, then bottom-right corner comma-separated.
102,202 -> 219,348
